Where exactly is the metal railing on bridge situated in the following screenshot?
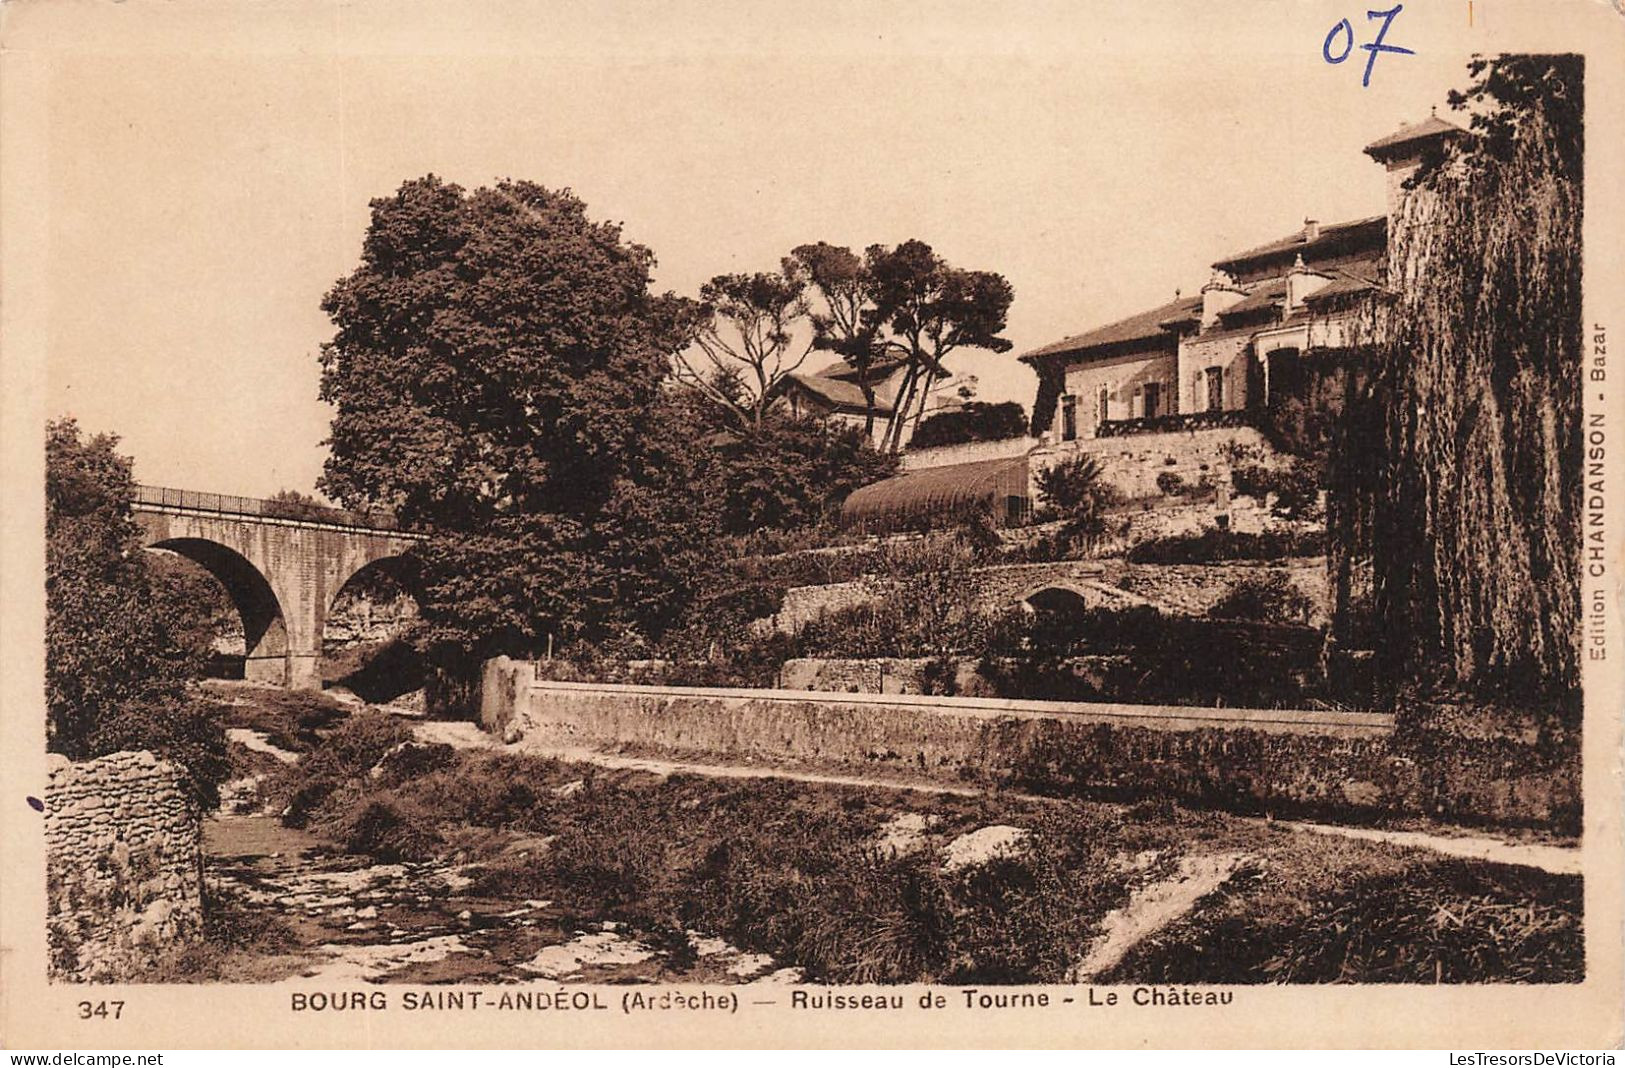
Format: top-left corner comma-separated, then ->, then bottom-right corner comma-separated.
133,484 -> 415,533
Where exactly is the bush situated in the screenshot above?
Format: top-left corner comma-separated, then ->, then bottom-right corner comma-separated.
1034,456 -> 1113,556
333,798 -> 441,861
266,711 -> 415,825
311,712 -> 416,775
1155,471 -> 1186,496
1230,460 -> 1321,519
1209,575 -> 1315,625
1154,471 -> 1216,499
909,401 -> 1029,450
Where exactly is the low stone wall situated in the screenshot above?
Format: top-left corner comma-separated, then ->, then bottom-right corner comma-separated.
765,557 -> 1330,633
46,751 -> 204,983
478,662 -> 1579,831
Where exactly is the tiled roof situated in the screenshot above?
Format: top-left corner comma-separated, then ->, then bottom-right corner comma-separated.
1303,261 -> 1384,306
1363,114 -> 1468,159
1020,294 -> 1200,364
1218,278 -> 1289,319
783,373 -> 894,415
810,356 -> 909,381
1188,322 -> 1266,345
1212,216 -> 1386,274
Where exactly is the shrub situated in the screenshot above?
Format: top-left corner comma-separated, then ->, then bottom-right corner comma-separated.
1034,456 -> 1113,556
333,798 -> 442,861
909,401 -> 1029,450
1209,574 -> 1315,625
312,712 -> 416,773
1230,460 -> 1321,519
1155,471 -> 1186,496
266,711 -> 415,825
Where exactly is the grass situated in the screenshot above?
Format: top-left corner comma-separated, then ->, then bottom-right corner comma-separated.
1101,835 -> 1583,983
256,720 -> 1584,984
205,680 -> 349,754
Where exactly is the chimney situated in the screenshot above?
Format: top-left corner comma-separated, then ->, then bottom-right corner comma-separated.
1286,253 -> 1331,310
1200,269 -> 1245,328
1302,218 -> 1321,243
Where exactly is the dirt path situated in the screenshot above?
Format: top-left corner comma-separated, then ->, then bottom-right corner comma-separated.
1069,852 -> 1253,980
1270,820 -> 1582,876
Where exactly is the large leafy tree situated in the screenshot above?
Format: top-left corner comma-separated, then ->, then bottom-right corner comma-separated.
319,176 -> 697,661
46,419 -> 227,806
319,176 -> 689,528
1328,55 -> 1583,710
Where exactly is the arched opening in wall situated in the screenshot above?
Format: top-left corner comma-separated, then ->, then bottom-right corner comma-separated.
321,556 -> 424,707
144,538 -> 288,685
1021,585 -> 1091,618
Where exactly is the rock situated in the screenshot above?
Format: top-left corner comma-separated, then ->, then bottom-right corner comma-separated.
457,910 -> 473,922
942,825 -> 1032,872
355,905 -> 378,919
502,725 -> 524,745
871,812 -> 941,858
551,780 -> 585,798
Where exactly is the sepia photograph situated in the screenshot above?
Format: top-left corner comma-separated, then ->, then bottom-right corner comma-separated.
1,0 -> 1621,1051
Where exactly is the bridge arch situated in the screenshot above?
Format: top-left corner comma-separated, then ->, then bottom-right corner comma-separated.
144,537 -> 290,685
133,486 -> 432,690
1019,584 -> 1094,616
321,554 -> 426,702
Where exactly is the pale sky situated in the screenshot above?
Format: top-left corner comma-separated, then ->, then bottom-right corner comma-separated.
30,0 -> 1520,499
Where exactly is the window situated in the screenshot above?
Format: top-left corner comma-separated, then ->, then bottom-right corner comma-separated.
1144,381 -> 1162,420
1097,387 -> 1110,427
1204,367 -> 1224,412
1061,394 -> 1078,441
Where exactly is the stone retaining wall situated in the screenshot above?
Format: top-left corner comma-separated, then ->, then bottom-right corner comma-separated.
479,662 -> 1579,831
766,557 -> 1329,633
46,751 -> 204,982
1030,424 -> 1283,501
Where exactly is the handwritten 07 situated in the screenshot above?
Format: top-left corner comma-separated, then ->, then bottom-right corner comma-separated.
1324,4 -> 1415,88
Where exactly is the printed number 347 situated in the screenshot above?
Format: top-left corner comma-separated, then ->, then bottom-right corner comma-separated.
77,1000 -> 125,1020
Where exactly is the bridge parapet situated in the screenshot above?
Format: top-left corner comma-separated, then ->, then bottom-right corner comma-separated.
133,484 -> 427,540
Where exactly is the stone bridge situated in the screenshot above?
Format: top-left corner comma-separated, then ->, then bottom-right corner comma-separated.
133,486 -> 428,690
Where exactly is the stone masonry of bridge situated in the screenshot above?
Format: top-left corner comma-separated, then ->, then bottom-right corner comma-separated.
134,490 -> 426,690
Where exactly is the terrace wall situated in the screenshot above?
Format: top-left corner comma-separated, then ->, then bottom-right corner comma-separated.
1030,422 -> 1281,500
479,662 -> 1579,831
763,557 -> 1330,633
